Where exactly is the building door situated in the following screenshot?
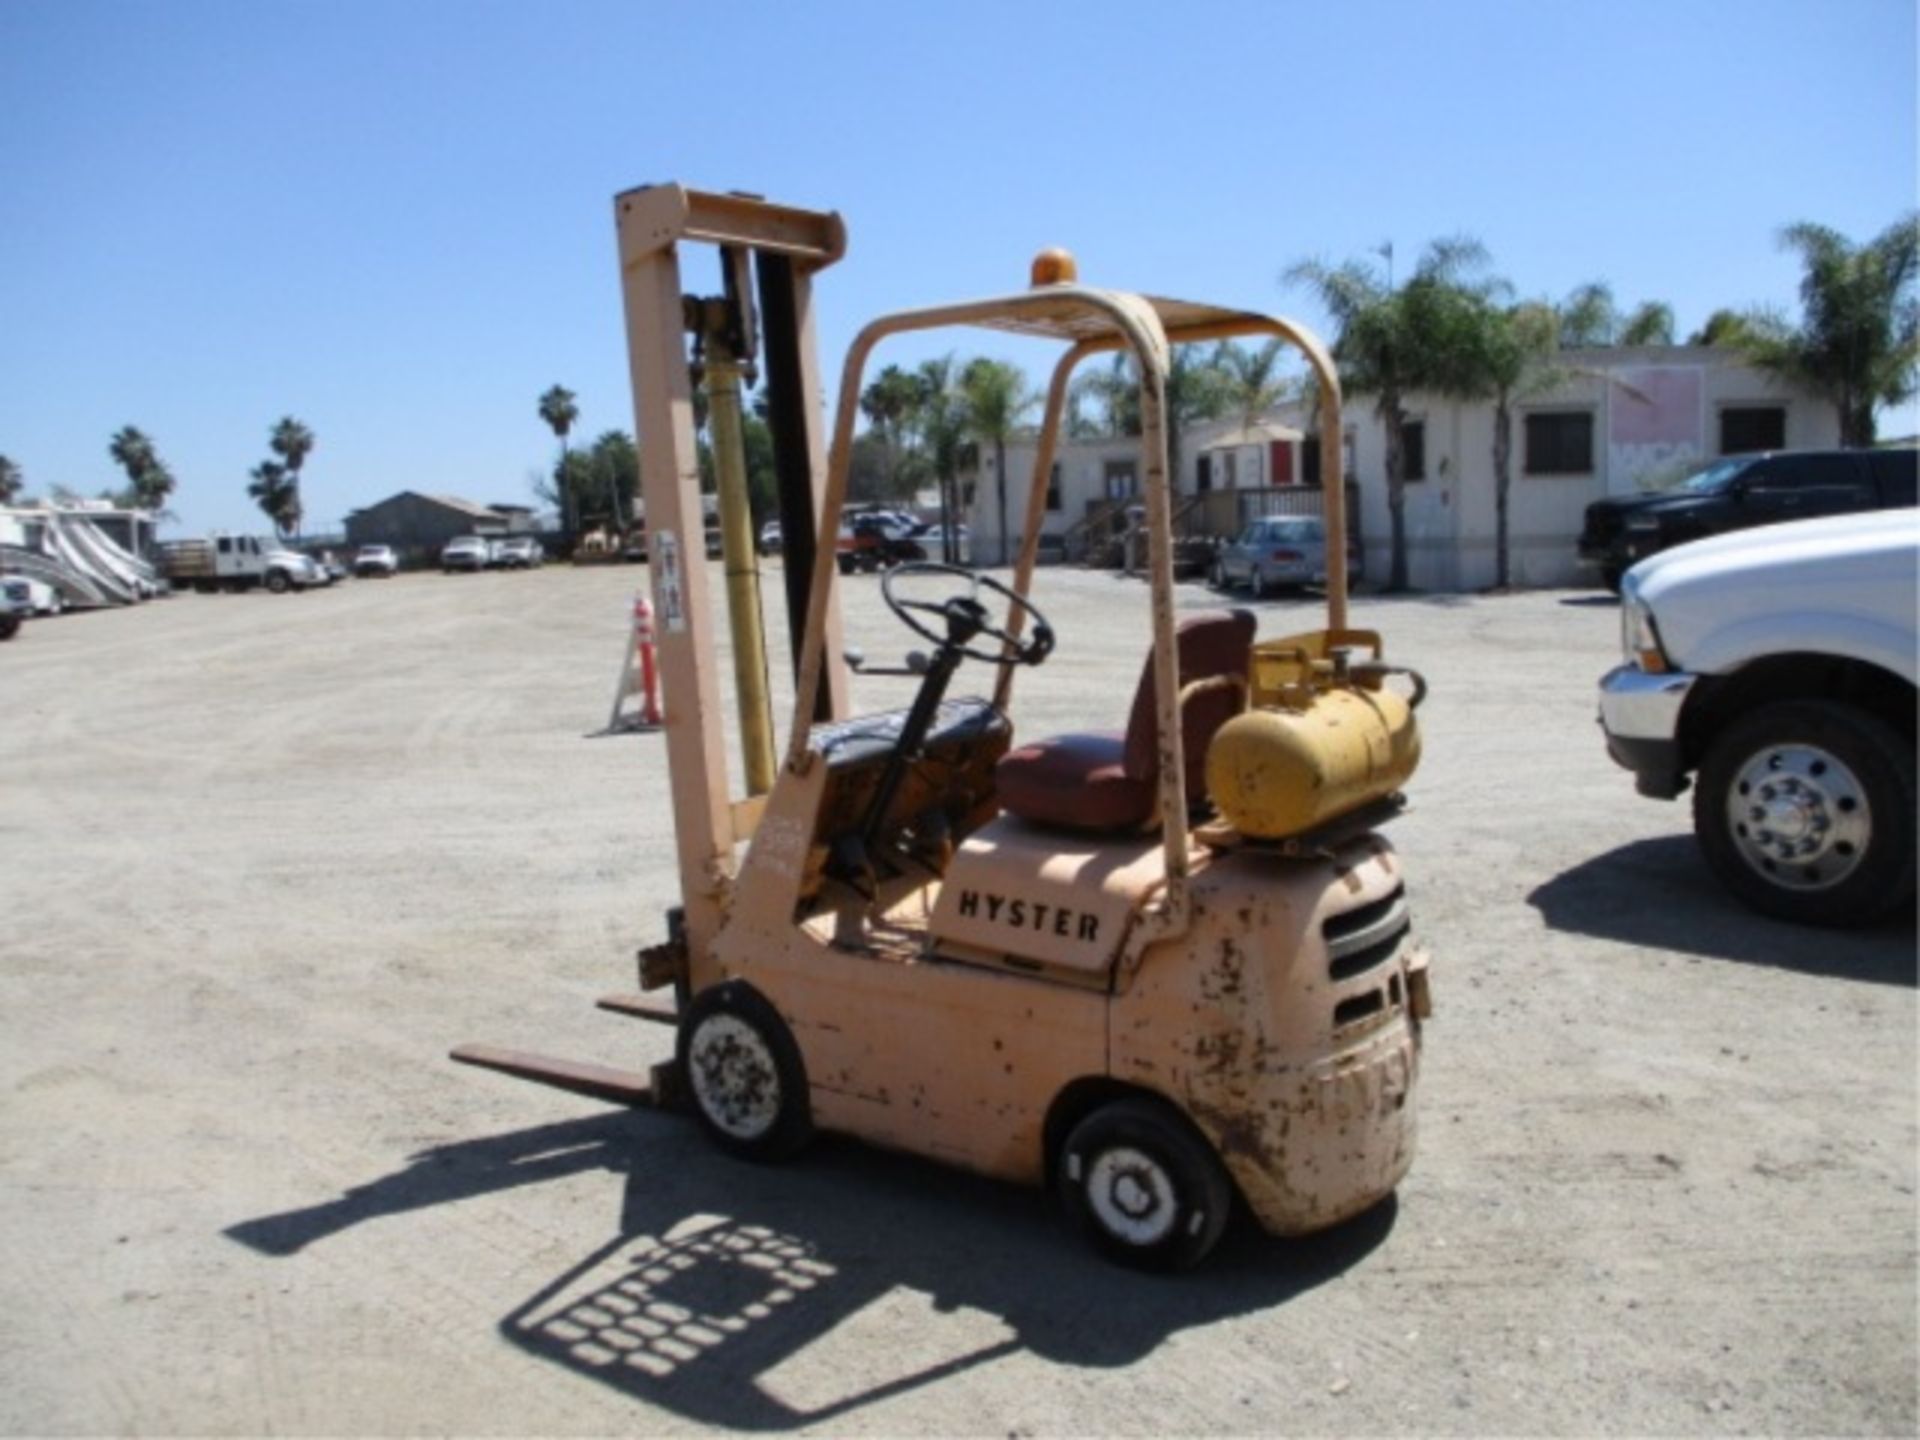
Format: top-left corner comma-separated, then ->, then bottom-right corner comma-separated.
1269,441 -> 1294,486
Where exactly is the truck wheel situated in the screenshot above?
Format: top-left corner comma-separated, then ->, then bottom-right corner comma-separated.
1058,1097 -> 1232,1272
1693,700 -> 1916,927
1601,564 -> 1625,593
676,982 -> 812,1161
0,614 -> 20,641
265,569 -> 290,594
836,554 -> 855,576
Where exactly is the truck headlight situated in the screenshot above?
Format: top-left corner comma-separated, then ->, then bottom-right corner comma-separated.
1620,593 -> 1669,673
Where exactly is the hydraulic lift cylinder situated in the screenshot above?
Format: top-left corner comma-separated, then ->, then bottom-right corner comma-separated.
703,336 -> 778,797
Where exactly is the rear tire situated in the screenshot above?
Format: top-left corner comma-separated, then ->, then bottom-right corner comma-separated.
677,983 -> 812,1161
1058,1097 -> 1233,1272
0,614 -> 20,641
1693,699 -> 1916,927
1600,563 -> 1625,593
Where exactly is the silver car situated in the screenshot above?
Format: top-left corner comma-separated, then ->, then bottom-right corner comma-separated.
1211,516 -> 1328,596
495,536 -> 544,569
441,536 -> 492,573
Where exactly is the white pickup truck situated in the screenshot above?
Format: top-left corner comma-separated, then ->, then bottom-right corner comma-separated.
1598,509 -> 1917,927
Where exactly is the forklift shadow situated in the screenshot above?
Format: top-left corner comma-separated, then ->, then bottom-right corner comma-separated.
227,1107 -> 1395,1429
1528,834 -> 1917,986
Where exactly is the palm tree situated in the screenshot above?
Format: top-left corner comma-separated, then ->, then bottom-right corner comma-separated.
1734,215 -> 1918,446
268,418 -> 315,539
107,426 -> 178,511
1619,301 -> 1676,346
0,454 -> 22,505
860,364 -> 921,501
247,460 -> 300,539
1688,309 -> 1753,347
1286,237 -> 1495,591
960,358 -> 1037,565
538,385 -> 580,536
1462,301 -> 1563,588
1557,283 -> 1619,347
912,356 -> 970,555
1069,347 -> 1234,489
1164,346 -> 1233,495
1218,339 -> 1292,432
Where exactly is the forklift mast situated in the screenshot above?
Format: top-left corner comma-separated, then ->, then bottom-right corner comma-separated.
614,185 -> 852,961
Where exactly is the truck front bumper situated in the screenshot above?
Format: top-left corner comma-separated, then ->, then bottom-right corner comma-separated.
1598,664 -> 1698,799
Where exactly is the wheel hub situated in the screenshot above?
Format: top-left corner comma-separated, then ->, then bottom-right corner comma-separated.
1727,742 -> 1870,891
688,1015 -> 781,1139
1087,1146 -> 1176,1245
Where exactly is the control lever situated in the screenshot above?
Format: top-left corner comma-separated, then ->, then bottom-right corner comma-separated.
845,646 -> 932,678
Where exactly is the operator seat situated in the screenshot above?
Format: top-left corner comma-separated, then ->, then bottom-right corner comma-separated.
994,609 -> 1256,833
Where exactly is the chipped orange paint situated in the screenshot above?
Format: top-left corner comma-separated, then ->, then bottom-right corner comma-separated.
613,199 -> 1429,1244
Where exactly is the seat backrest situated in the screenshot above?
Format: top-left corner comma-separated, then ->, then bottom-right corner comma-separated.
1120,609 -> 1256,801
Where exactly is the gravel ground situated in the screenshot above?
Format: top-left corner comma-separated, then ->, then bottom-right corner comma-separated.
1,560 -> 1913,1436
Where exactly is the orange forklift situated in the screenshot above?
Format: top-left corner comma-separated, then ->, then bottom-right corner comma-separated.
456,185 -> 1431,1270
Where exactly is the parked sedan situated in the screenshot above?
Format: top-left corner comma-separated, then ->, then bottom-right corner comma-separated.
1211,516 -> 1329,595
495,536 -> 544,569
441,536 -> 492,573
354,545 -> 399,578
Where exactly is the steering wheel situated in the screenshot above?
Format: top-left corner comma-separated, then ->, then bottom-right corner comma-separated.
880,562 -> 1055,667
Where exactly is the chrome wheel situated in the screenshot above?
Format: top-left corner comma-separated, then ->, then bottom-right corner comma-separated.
686,1013 -> 782,1142
1725,741 -> 1869,892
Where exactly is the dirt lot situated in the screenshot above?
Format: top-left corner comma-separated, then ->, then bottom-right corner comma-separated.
1,561 -> 1913,1436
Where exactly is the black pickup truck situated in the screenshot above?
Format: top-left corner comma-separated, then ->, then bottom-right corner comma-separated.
1579,448 -> 1917,590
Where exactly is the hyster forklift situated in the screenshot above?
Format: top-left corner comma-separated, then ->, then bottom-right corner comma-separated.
456,185 -> 1432,1271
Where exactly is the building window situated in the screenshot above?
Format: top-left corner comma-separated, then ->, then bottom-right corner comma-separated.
1196,454 -> 1212,493
1045,462 -> 1061,511
1524,411 -> 1594,476
1301,437 -> 1321,487
1401,421 -> 1426,481
1719,406 -> 1785,454
961,481 -> 975,507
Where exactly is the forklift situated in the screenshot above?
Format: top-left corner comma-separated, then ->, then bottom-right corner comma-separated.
456,185 -> 1432,1271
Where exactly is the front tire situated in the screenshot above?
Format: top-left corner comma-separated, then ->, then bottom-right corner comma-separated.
265,569 -> 291,594
1693,699 -> 1916,927
1058,1097 -> 1233,1272
676,983 -> 812,1161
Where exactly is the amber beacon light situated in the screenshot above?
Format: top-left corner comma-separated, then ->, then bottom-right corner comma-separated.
1029,248 -> 1078,286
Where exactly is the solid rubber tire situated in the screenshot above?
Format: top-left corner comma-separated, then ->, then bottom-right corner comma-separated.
1058,1097 -> 1234,1272
675,982 -> 813,1161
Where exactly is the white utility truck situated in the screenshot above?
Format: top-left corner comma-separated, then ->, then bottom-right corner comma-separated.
159,534 -> 327,594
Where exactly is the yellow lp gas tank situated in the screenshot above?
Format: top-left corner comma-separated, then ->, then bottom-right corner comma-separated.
1206,630 -> 1423,840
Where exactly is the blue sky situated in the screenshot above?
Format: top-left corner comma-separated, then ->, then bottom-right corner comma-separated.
1,0 -> 1914,535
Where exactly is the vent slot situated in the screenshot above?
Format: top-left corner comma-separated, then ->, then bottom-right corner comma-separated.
1333,990 -> 1385,1027
1330,932 -> 1402,982
1323,886 -> 1403,945
1324,889 -> 1410,981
